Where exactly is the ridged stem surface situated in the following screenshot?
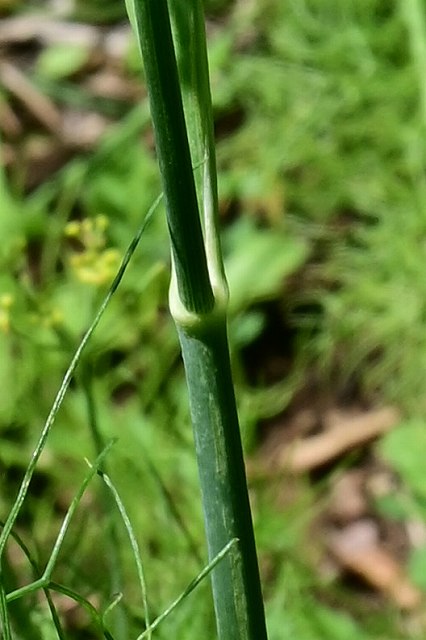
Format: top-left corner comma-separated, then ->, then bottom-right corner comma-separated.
126,1 -> 268,637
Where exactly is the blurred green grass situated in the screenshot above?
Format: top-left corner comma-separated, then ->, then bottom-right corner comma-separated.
1,0 -> 426,637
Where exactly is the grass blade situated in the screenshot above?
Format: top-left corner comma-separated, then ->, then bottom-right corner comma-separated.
97,470 -> 151,638
0,581 -> 12,640
6,440 -> 115,603
0,194 -> 161,563
136,538 -> 237,640
0,522 -> 66,640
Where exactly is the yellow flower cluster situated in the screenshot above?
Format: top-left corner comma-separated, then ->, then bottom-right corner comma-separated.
64,215 -> 121,285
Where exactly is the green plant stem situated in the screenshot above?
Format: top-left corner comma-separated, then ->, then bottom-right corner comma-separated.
0,195 -> 160,564
178,321 -> 268,640
6,441 -> 114,603
98,470 -> 151,638
129,0 -> 214,314
0,580 -> 11,640
168,0 -> 225,289
137,538 -> 238,640
81,366 -> 129,640
126,1 -> 268,637
0,524 -> 66,639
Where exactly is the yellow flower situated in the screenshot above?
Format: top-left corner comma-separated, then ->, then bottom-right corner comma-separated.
64,220 -> 81,237
66,215 -> 119,286
95,214 -> 109,232
70,249 -> 121,285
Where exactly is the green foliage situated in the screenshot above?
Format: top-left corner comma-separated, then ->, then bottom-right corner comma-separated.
2,0 -> 426,637
378,420 -> 426,596
224,217 -> 308,313
379,420 -> 426,503
202,0 -> 426,411
210,1 -> 411,222
36,45 -> 91,81
409,545 -> 426,591
313,202 -> 426,408
73,0 -> 127,23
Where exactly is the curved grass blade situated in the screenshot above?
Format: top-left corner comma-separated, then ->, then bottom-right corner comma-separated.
48,582 -> 115,640
81,365 -> 129,639
0,522 -> 66,640
0,194 -> 162,561
136,538 -> 237,640
6,440 -> 115,604
97,470 -> 151,639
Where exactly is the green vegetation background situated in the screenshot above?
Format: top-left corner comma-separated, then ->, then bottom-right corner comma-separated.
1,0 -> 426,638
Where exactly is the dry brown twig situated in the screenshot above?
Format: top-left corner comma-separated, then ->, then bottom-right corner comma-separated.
284,406 -> 400,473
251,406 -> 400,477
0,60 -> 62,135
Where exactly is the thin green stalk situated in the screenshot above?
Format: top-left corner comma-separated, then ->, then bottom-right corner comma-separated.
98,470 -> 151,638
0,523 -> 66,639
48,582 -> 115,639
168,0 -> 226,289
0,196 -> 160,637
3,446 -> 116,635
81,366 -> 129,640
0,580 -> 12,640
136,538 -> 238,640
6,441 -> 114,603
125,1 -> 268,638
0,194 -> 160,564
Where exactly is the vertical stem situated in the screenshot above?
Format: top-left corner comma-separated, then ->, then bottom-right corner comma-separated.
130,0 -> 214,314
178,320 -> 268,640
81,365 -> 129,640
126,1 -> 269,637
168,0 -> 227,297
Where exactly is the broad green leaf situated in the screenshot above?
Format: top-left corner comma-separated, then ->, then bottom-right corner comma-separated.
224,217 -> 308,312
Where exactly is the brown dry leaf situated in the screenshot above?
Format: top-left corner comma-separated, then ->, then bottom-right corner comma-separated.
329,520 -> 423,610
22,135 -> 72,188
0,96 -> 22,137
85,70 -> 141,102
61,109 -> 110,149
0,15 -> 99,49
0,60 -> 62,135
281,406 -> 400,473
327,470 -> 368,523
